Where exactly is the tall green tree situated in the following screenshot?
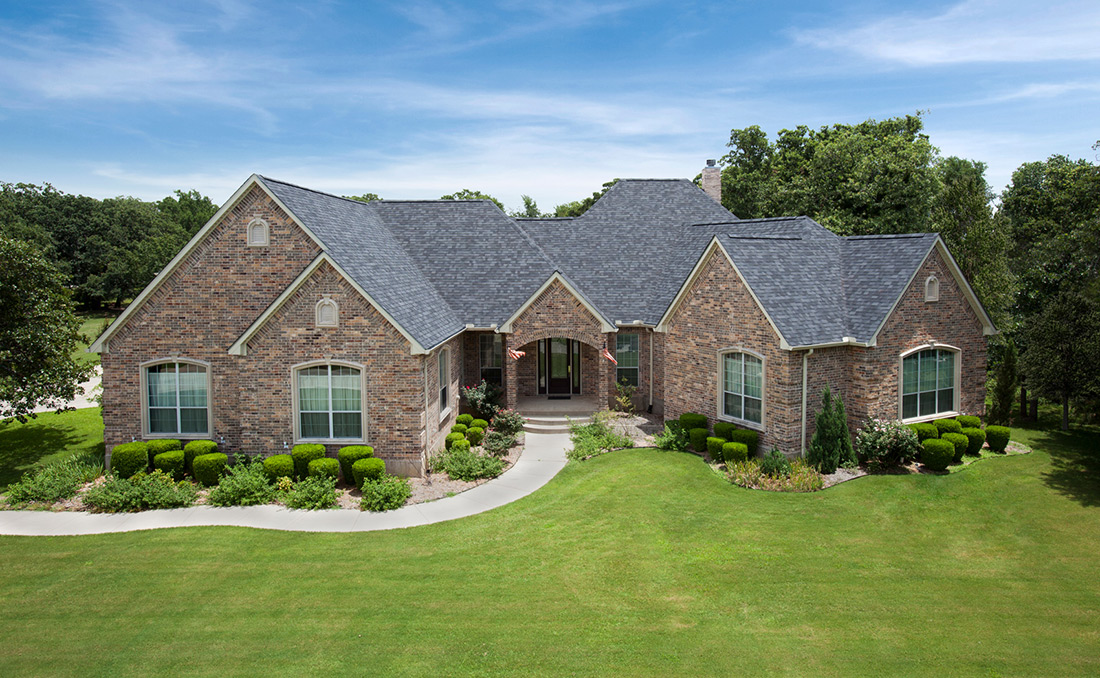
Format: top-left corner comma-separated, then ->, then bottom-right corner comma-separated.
439,189 -> 505,211
552,179 -> 619,217
344,193 -> 381,203
509,195 -> 545,218
156,189 -> 218,236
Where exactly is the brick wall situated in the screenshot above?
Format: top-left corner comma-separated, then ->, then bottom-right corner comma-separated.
424,332 -> 464,462
606,328 -> 662,414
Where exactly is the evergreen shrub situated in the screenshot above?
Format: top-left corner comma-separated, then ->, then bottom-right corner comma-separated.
263,454 -> 294,481
153,450 -> 186,481
679,413 -> 708,432
291,444 -> 326,480
689,427 -> 709,454
722,442 -> 749,464
713,421 -> 736,441
729,429 -> 759,456
934,418 -> 962,435
956,415 -> 981,429
941,432 -> 969,463
184,440 -> 218,473
921,439 -> 954,471
471,419 -> 489,430
760,449 -> 792,478
352,457 -> 387,488
110,442 -> 149,479
337,446 -> 374,484
456,414 -> 474,427
909,423 -> 939,441
451,424 -> 468,435
706,436 -> 726,460
466,426 -> 485,446
960,427 -> 986,456
807,386 -> 855,473
308,458 -> 340,480
147,439 -> 181,466
445,432 -> 465,450
193,453 -> 228,486
985,426 -> 1011,453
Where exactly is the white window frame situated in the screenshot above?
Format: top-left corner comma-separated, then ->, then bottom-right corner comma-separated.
479,334 -> 503,385
139,358 -> 213,439
438,347 -> 451,421
615,333 -> 640,388
924,275 -> 939,302
246,218 -> 269,247
716,348 -> 765,430
899,344 -> 960,423
291,360 -> 367,444
315,297 -> 339,328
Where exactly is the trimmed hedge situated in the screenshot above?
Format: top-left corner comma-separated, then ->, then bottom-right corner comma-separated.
706,437 -> 726,460
451,439 -> 471,453
184,440 -> 218,473
110,442 -> 149,479
193,453 -> 228,487
713,421 -> 737,441
308,458 -> 340,480
466,426 -> 485,446
337,446 -> 374,484
451,424 -> 468,435
722,441 -> 749,464
471,419 -> 489,430
985,426 -> 1011,453
456,414 -> 474,427
934,418 -> 962,435
689,428 -> 709,454
153,450 -> 186,481
921,438 -> 954,471
956,415 -> 981,429
960,427 -> 986,457
147,439 -> 181,466
352,457 -> 386,489
291,444 -> 326,480
445,432 -> 465,450
909,423 -> 939,441
680,413 -> 708,432
941,432 -> 969,463
728,429 -> 759,457
263,454 -> 294,481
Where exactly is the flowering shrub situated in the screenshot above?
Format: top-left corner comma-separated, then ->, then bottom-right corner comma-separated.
461,379 -> 503,419
855,418 -> 922,471
490,409 -> 525,436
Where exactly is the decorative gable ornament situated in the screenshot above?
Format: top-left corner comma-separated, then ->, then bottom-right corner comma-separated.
316,297 -> 338,327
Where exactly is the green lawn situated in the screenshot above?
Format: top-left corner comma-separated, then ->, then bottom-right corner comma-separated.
0,407 -> 104,489
1,414 -> 1098,677
72,311 -> 117,367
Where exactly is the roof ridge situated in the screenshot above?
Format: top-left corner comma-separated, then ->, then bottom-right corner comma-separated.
844,233 -> 934,240
257,175 -> 374,207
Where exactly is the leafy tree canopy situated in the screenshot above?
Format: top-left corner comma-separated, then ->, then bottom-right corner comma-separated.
552,179 -> 618,217
344,193 -> 381,203
439,189 -> 504,212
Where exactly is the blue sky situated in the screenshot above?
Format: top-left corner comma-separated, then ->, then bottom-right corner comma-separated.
0,0 -> 1097,211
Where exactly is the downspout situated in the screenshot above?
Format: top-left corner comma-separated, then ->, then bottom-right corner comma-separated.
800,348 -> 814,457
648,331 -> 654,411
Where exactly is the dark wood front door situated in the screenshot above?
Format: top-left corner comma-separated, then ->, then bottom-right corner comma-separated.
539,338 -> 582,396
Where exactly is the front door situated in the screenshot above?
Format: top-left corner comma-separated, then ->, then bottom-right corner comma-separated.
540,338 -> 581,396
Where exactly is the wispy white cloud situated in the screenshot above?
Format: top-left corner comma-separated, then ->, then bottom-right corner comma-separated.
792,0 -> 1100,65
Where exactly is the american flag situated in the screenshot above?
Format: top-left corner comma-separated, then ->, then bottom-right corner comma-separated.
601,348 -> 617,365
507,348 -> 526,360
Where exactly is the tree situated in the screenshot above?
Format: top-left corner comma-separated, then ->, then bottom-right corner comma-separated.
0,237 -> 92,422
988,338 -> 1018,425
552,179 -> 619,217
807,385 -> 855,473
344,193 -> 381,203
439,189 -> 504,212
509,195 -> 545,218
156,190 -> 218,236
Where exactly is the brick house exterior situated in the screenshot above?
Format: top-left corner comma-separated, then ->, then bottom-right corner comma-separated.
91,168 -> 995,475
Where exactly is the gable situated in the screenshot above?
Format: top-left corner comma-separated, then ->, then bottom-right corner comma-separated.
504,274 -> 615,348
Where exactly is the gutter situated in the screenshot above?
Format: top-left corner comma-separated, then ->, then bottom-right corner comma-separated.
800,348 -> 814,457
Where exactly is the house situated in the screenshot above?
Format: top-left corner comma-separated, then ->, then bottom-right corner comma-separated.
90,162 -> 996,475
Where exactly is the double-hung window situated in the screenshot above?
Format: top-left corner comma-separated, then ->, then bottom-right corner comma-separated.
901,348 -> 956,419
616,333 -> 640,387
721,351 -> 763,425
297,364 -> 362,440
144,361 -> 210,436
479,335 -> 503,386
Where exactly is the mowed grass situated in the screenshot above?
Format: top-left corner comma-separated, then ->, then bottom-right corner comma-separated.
1,426 -> 1099,677
0,407 -> 104,489
72,311 -> 117,367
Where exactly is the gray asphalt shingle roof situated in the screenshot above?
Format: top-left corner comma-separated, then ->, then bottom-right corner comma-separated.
257,175 -> 944,351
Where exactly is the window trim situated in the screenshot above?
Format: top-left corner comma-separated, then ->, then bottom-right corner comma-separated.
716,347 -> 765,431
438,347 -> 451,422
615,332 -> 640,388
898,343 -> 961,423
315,297 -> 339,328
291,360 -> 368,444
139,358 -> 213,440
246,218 -> 269,247
478,334 -> 503,386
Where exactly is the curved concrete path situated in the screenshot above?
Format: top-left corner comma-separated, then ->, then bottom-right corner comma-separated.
0,432 -> 570,536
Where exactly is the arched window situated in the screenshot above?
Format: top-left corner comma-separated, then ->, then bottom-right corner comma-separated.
924,275 -> 939,302
141,359 -> 211,437
293,362 -> 364,441
719,350 -> 763,426
901,346 -> 958,420
316,297 -> 338,327
247,218 -> 269,246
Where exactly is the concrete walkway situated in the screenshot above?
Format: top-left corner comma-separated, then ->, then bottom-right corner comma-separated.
0,432 -> 570,536
31,365 -> 102,413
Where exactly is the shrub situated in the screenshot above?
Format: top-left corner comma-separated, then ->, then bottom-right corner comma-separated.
985,426 -> 1011,453
728,459 -> 823,492
337,446 -> 374,485
360,475 -> 412,511
760,449 -> 792,478
729,429 -> 759,457
192,453 -> 228,487
960,427 -> 986,457
352,457 -> 387,489
461,379 -> 503,419
445,432 -> 466,450
490,409 -> 525,436
567,417 -> 633,461
184,440 -> 218,473
679,413 -> 708,432
451,423 -> 468,435
207,462 -> 275,507
153,450 -> 186,481
283,475 -> 338,510
921,438 -> 954,471
83,470 -> 197,512
483,429 -> 516,457
308,457 -> 340,480
722,442 -> 749,464
146,439 -> 181,466
437,445 -> 505,481
466,426 -> 485,446
908,423 -> 939,441
855,418 -> 922,471
934,418 -> 962,435
807,386 -> 854,474
456,413 -> 474,427
989,338 -> 1018,425
471,419 -> 489,430
706,436 -> 726,460
653,421 -> 690,452
2,453 -> 103,507
713,421 -> 736,441
956,415 -> 981,429
110,442 -> 149,479
451,439 -> 471,453
291,444 -> 326,480
263,454 -> 294,481
941,432 -> 969,463
689,428 -> 709,454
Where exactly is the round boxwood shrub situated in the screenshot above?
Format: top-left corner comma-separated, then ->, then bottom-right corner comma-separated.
960,427 -> 986,457
688,427 -> 709,454
111,442 -> 149,478
445,432 -> 465,450
941,432 -> 969,463
985,425 -> 1011,453
308,457 -> 340,480
451,439 -> 471,453
728,429 -> 759,456
193,453 -> 229,486
451,423 -> 468,435
934,418 -> 962,435
706,436 -> 726,460
153,450 -> 186,481
147,439 -> 181,466
722,441 -> 749,464
337,446 -> 374,485
291,444 -> 326,480
680,413 -> 708,432
956,415 -> 981,429
184,440 -> 218,473
921,438 -> 954,471
471,418 -> 489,430
909,423 -> 939,441
456,413 -> 474,427
263,454 -> 294,481
713,421 -> 736,441
466,426 -> 485,446
352,457 -> 386,489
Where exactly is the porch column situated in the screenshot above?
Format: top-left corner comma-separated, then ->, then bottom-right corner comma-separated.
502,334 -> 518,410
598,336 -> 612,409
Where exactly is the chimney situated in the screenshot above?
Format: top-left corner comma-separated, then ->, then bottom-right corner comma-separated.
701,159 -> 721,204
